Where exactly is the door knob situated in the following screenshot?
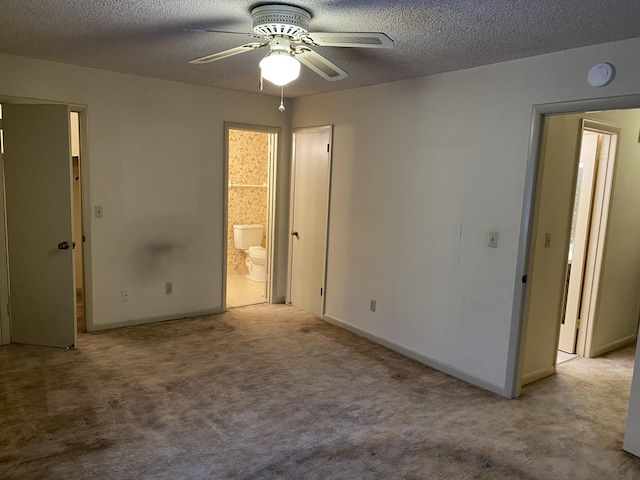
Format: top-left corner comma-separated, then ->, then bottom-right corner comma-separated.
291,230 -> 299,238
57,241 -> 70,250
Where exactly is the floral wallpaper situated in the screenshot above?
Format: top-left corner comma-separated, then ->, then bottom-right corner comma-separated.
227,129 -> 269,272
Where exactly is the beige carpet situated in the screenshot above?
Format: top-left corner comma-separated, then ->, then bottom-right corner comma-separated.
1,304 -> 639,479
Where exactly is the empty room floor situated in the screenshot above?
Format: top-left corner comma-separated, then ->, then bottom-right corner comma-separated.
1,304 -> 639,479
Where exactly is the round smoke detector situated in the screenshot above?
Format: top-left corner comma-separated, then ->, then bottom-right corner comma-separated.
251,4 -> 311,37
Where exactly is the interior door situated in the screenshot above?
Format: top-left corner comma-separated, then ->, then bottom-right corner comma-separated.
558,132 -> 598,353
289,127 -> 332,317
3,104 -> 76,348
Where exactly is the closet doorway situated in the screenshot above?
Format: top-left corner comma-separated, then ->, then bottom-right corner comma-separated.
224,124 -> 279,309
0,103 -> 86,347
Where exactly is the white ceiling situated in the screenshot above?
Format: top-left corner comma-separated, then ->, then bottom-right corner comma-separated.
2,1 -> 639,98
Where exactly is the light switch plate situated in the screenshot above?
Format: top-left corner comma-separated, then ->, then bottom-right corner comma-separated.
488,231 -> 498,248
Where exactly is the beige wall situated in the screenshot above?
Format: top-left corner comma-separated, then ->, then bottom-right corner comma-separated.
0,52 -> 290,332
291,37 -> 640,395
585,109 -> 640,354
227,129 -> 269,273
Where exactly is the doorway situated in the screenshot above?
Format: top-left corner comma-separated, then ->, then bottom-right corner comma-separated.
558,122 -> 618,357
70,112 -> 86,332
224,124 -> 279,309
0,102 -> 86,347
519,106 -> 640,389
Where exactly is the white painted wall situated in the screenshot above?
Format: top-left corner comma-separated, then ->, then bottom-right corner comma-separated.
0,53 -> 290,331
291,38 -> 640,395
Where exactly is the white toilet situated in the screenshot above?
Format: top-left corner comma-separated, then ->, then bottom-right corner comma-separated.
233,224 -> 267,283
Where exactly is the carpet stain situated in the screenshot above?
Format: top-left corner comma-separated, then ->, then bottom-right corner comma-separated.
1,304 -> 639,479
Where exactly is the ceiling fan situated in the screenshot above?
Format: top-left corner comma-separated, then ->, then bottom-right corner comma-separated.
186,4 -> 394,88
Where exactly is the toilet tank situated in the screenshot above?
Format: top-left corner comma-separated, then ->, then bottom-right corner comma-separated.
233,224 -> 263,249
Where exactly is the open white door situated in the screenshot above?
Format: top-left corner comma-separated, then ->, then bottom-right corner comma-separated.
558,132 -> 599,353
288,126 -> 332,317
3,104 -> 76,348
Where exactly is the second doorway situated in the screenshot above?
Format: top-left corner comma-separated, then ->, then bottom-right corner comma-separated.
225,125 -> 278,308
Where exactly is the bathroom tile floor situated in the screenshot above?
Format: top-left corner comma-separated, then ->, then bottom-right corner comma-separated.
226,272 -> 266,308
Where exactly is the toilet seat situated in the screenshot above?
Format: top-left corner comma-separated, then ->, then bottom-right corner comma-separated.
248,246 -> 266,260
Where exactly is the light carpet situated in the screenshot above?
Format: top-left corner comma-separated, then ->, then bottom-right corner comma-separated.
1,304 -> 639,479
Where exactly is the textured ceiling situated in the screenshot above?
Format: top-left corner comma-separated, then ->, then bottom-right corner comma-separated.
1,1 -> 639,98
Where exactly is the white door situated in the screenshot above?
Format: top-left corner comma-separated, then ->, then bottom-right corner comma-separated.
3,104 -> 76,348
289,126 -> 332,317
558,132 -> 599,353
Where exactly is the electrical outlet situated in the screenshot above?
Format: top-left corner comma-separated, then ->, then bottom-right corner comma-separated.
165,282 -> 173,295
370,299 -> 376,312
95,205 -> 104,218
122,289 -> 130,301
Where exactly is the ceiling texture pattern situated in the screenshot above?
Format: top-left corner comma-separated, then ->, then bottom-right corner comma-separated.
1,1 -> 639,98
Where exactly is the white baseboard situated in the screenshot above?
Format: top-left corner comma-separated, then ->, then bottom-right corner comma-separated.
521,365 -> 556,386
87,307 -> 224,332
590,334 -> 637,358
322,314 -> 509,398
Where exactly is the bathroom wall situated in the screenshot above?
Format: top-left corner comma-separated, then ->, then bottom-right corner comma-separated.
227,129 -> 269,273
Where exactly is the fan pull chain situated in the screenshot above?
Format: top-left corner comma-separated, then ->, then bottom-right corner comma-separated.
278,86 -> 286,112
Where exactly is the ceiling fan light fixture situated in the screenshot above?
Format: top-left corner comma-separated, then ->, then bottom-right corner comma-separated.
259,51 -> 301,86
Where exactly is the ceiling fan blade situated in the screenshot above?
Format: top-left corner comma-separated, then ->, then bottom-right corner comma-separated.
183,28 -> 267,40
188,42 -> 267,64
301,32 -> 393,49
295,47 -> 348,82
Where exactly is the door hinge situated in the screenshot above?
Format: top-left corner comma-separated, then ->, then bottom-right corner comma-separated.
327,144 -> 330,153
320,287 -> 323,296
576,319 -> 581,329
522,274 -> 527,284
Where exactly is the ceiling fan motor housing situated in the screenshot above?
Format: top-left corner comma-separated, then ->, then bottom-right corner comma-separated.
252,5 -> 311,37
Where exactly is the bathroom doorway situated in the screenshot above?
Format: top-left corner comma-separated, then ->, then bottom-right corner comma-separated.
224,124 -> 278,309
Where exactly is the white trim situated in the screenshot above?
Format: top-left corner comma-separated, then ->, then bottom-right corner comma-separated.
521,365 -> 556,387
323,314 -> 508,398
590,334 -> 637,359
76,107 -> 92,333
87,308 -> 224,332
575,121 -> 620,358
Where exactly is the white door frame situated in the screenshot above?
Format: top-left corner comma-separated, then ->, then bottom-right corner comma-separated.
222,122 -> 281,310
574,121 -> 620,358
558,129 -> 600,354
558,121 -> 619,355
0,96 -> 93,343
287,125 -> 333,318
506,94 -> 640,399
